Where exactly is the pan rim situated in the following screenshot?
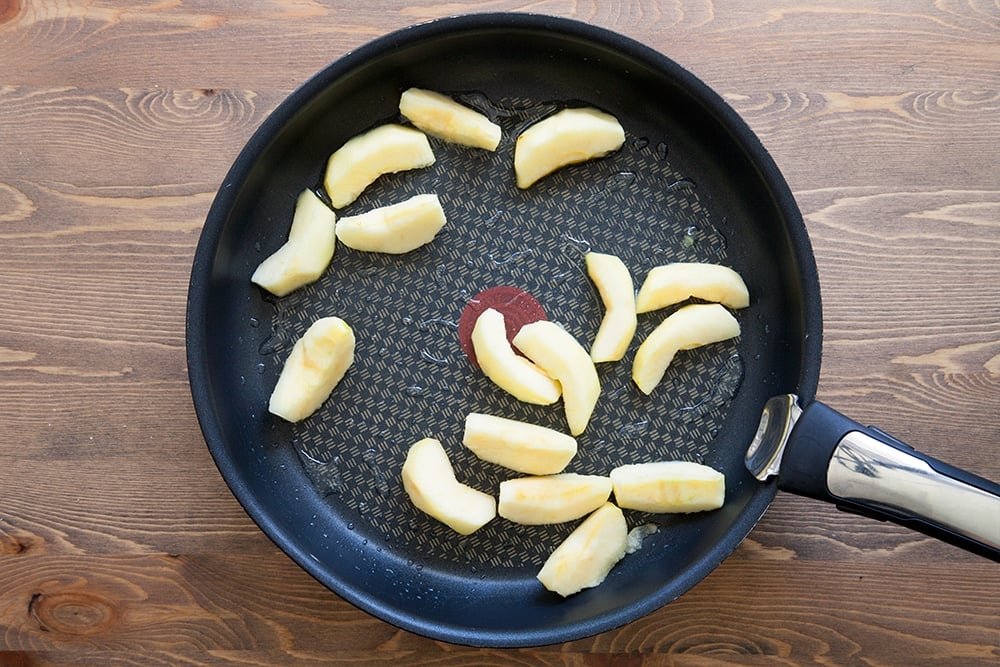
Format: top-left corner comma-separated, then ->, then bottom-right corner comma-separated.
186,11 -> 823,647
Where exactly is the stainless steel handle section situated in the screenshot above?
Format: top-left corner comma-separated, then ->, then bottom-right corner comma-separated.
827,431 -> 1000,551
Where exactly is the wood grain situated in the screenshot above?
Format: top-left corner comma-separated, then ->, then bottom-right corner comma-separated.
1,1 -> 998,665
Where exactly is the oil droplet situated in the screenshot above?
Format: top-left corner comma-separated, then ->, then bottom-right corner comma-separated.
655,141 -> 668,161
255,362 -> 266,374
617,420 -> 649,439
633,137 -> 650,150
249,317 -> 260,328
420,350 -> 449,366
489,249 -> 533,266
418,317 -> 459,331
602,171 -> 636,195
666,178 -> 696,193
402,316 -> 414,325
404,385 -> 428,397
258,332 -> 284,356
605,384 -> 628,400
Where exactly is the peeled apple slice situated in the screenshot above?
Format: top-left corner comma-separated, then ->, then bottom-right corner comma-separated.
401,438 -> 497,535
250,189 -> 336,297
335,193 -> 446,254
499,474 -> 612,525
513,320 -> 600,436
471,308 -> 561,405
631,303 -> 740,395
536,502 -> 628,597
323,124 -> 435,208
268,317 -> 355,422
462,413 -> 577,475
514,107 -> 626,189
585,252 -> 637,362
399,87 -> 502,151
610,461 -> 725,513
635,262 -> 750,313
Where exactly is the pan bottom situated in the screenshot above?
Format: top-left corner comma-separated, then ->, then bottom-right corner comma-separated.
250,94 -> 744,570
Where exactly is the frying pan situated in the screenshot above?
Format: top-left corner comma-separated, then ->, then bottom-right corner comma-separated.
186,13 -> 1000,647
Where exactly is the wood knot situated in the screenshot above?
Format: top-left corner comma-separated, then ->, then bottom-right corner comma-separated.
0,0 -> 21,25
0,182 -> 36,223
28,590 -> 119,636
0,532 -> 40,555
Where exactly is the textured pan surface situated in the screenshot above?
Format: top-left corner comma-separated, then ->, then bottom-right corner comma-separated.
187,14 -> 822,647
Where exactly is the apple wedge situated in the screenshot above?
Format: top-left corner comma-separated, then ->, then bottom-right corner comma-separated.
399,87 -> 502,151
514,107 -> 626,189
268,316 -> 355,422
585,252 -> 637,362
631,303 -> 740,395
635,262 -> 750,313
463,413 -> 577,475
499,474 -> 612,525
513,320 -> 600,436
323,124 -> 435,208
251,189 -> 336,297
536,502 -> 628,597
401,437 -> 497,535
471,308 -> 561,405
335,193 -> 446,254
610,461 -> 725,513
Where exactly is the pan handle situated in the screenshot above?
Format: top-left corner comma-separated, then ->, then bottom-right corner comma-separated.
756,396 -> 1000,561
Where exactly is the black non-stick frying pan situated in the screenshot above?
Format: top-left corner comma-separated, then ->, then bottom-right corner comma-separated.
186,13 -> 1000,648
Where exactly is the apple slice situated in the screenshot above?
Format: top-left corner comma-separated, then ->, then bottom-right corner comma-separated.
635,262 -> 750,313
514,107 -> 626,189
251,189 -> 336,297
610,461 -> 725,513
399,87 -> 502,151
513,320 -> 600,436
631,303 -> 740,395
268,317 -> 355,422
463,413 -> 577,475
335,193 -> 446,254
499,473 -> 612,525
323,124 -> 435,208
401,437 -> 496,535
471,308 -> 561,405
585,252 -> 637,362
536,502 -> 628,597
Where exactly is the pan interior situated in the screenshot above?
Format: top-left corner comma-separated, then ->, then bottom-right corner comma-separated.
188,14 -> 819,647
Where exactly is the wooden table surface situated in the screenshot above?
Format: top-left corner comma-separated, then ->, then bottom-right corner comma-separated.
2,1 -> 998,664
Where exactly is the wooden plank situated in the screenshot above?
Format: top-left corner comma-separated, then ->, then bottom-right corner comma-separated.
0,551 -> 996,662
